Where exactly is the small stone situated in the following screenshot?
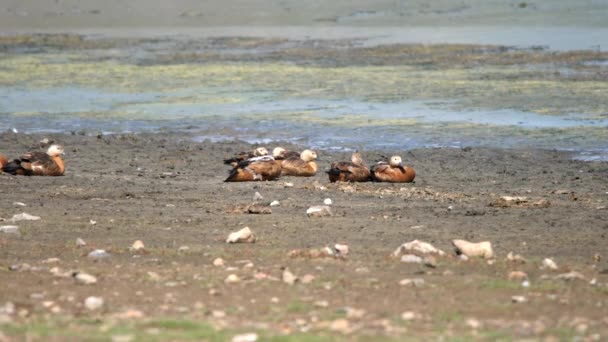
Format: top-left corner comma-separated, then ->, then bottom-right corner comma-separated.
423,256 -> 438,268
511,295 -> 527,303
283,182 -> 294,188
508,271 -> 528,281
42,258 -> 60,264
452,239 -> 494,259
301,274 -> 315,284
213,258 -> 225,267
400,254 -> 423,264
459,254 -> 469,261
89,220 -> 97,225
522,280 -> 530,288
253,192 -> 264,201
147,272 -> 161,281
306,205 -> 332,218
0,225 -> 20,235
76,238 -> 87,247
334,244 -> 349,255
323,198 -> 333,205
345,307 -> 366,319
87,249 -> 110,260
314,300 -> 329,308
178,246 -> 190,253
225,274 -> 241,284
247,205 -> 272,214
115,309 -> 144,319
329,319 -> 350,333
401,311 -> 418,321
466,318 -> 482,329
49,267 -> 71,278
392,240 -> 446,257
399,278 -> 425,287
269,200 -> 280,207
129,240 -> 145,252
282,268 -> 298,285
555,271 -> 585,281
541,258 -> 558,270
211,310 -> 226,318
73,272 -> 98,285
506,251 -> 527,263
232,333 -> 258,342
84,296 -> 104,310
226,227 -> 256,243
13,202 -> 26,207
9,213 -> 41,222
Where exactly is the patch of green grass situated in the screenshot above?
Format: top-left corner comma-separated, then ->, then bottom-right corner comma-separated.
479,279 -> 522,290
287,299 -> 313,314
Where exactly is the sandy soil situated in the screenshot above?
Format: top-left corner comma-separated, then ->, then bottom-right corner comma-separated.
1,131 -> 607,340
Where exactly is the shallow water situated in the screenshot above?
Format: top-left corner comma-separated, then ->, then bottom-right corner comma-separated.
1,36 -> 607,160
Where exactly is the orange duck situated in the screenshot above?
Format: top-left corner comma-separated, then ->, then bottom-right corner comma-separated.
2,144 -> 65,176
272,147 -> 301,161
327,151 -> 371,182
0,154 -> 7,169
224,156 -> 281,182
371,156 -> 416,183
223,147 -> 269,167
281,149 -> 318,177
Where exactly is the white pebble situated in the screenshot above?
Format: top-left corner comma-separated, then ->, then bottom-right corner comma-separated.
323,198 -> 333,205
84,296 -> 104,310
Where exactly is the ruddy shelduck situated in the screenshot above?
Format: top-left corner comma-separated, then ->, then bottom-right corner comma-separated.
224,156 -> 282,182
281,149 -> 318,177
272,147 -> 301,160
327,151 -> 371,182
0,154 -> 7,169
2,144 -> 65,176
223,147 -> 269,166
371,155 -> 416,183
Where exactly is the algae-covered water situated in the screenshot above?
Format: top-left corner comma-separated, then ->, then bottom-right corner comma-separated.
1,34 -> 607,159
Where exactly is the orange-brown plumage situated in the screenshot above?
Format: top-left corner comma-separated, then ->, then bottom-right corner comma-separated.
281,149 -> 318,177
2,145 -> 65,176
272,147 -> 301,161
371,156 -> 416,183
225,156 -> 282,182
0,154 -> 7,169
327,152 -> 371,182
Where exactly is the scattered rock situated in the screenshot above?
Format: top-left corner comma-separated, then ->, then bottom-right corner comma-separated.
13,202 -> 26,207
213,258 -> 225,267
9,213 -> 41,222
115,309 -> 144,319
226,227 -> 256,243
400,254 -> 423,264
129,240 -> 145,252
49,267 -> 71,278
344,307 -> 366,319
89,220 -> 97,225
423,255 -> 438,268
247,205 -> 272,214
508,271 -> 528,281
490,196 -> 550,208
146,272 -> 161,281
392,240 -> 446,257
269,200 -> 280,207
314,300 -> 329,308
0,225 -> 20,235
400,311 -> 418,321
232,333 -> 258,342
76,238 -> 87,247
253,192 -> 264,201
73,272 -> 98,285
283,182 -> 294,188
466,318 -> 482,329
334,244 -> 349,255
84,296 -> 104,310
329,318 -> 350,333
399,278 -> 425,287
301,274 -> 315,284
511,295 -> 527,303
111,335 -> 134,342
452,239 -> 494,259
541,258 -> 558,270
87,249 -> 110,260
324,198 -> 333,205
178,246 -> 190,253
225,274 -> 241,284
506,251 -> 527,263
306,205 -> 333,218
282,268 -> 298,285
555,271 -> 585,281
42,257 -> 60,264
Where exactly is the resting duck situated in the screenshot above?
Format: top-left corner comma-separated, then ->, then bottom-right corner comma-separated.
371,155 -> 416,183
272,147 -> 301,160
2,144 -> 65,176
224,156 -> 281,182
281,149 -> 318,177
327,151 -> 371,182
0,154 -> 7,169
223,147 -> 269,166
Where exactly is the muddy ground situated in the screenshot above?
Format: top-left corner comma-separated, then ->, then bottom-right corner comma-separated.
0,131 -> 607,341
